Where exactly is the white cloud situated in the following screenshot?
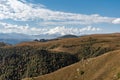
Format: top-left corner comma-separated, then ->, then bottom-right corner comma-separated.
0,0 -> 119,25
45,26 -> 101,35
0,0 -> 119,36
0,22 -> 101,35
0,22 -> 47,35
112,18 -> 120,24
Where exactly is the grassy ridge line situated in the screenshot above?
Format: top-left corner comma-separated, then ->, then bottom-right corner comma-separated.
16,33 -> 120,54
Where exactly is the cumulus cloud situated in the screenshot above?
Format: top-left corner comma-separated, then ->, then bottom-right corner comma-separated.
0,22 -> 101,35
0,22 -> 47,35
112,18 -> 120,24
0,0 -> 119,35
0,0 -> 119,25
45,26 -> 101,35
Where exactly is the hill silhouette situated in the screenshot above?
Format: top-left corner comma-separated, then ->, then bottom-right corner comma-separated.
57,34 -> 78,39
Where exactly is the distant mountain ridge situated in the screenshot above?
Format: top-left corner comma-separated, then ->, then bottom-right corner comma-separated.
57,34 -> 78,39
0,33 -> 78,44
0,33 -> 55,44
0,33 -> 33,44
0,33 -> 119,44
0,33 -> 32,39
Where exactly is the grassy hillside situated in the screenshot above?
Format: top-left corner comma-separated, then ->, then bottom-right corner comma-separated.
25,49 -> 120,80
16,33 -> 120,54
0,33 -> 120,80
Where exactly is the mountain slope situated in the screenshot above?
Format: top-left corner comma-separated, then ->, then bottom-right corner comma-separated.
1,33 -> 120,80
0,47 -> 78,80
16,33 -> 120,54
25,49 -> 120,80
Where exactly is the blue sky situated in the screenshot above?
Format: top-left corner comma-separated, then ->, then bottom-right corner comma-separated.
29,0 -> 120,17
0,0 -> 120,35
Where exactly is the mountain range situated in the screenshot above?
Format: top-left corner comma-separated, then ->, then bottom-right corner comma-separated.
0,33 -> 78,44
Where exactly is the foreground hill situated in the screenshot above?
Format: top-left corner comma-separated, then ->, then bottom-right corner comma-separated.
25,49 -> 120,80
0,33 -> 120,80
0,47 -> 78,80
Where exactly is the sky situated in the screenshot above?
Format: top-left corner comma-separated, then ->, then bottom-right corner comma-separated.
0,0 -> 120,35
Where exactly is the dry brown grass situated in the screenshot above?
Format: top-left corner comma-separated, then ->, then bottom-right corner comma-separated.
16,33 -> 120,54
22,33 -> 120,80
23,49 -> 120,80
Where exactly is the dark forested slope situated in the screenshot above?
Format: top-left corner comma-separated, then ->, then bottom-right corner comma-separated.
0,46 -> 78,80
